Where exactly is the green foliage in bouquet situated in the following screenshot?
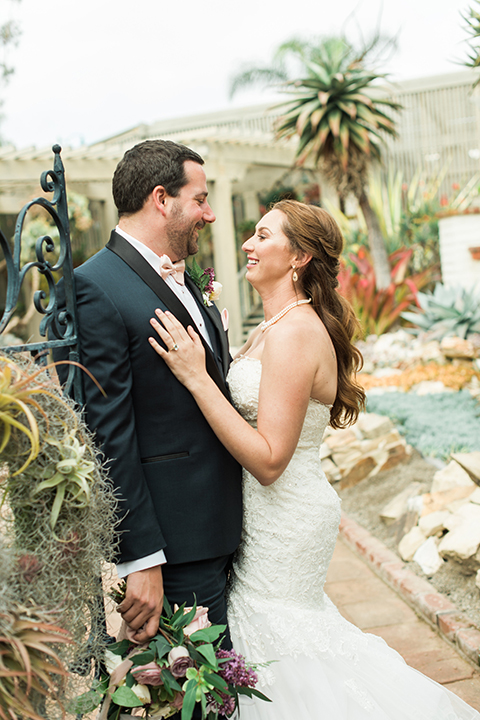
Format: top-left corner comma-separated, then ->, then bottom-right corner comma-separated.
401,283 -> 480,340
72,594 -> 270,720
337,245 -> 439,338
0,353 -> 119,718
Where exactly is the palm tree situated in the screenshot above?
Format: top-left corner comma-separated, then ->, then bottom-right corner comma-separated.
230,36 -> 400,289
463,1 -> 480,81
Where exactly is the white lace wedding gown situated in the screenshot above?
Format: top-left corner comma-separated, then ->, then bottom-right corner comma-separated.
226,356 -> 480,720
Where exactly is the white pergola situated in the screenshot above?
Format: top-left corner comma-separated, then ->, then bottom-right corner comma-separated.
1,70 -> 480,344
0,105 -> 325,345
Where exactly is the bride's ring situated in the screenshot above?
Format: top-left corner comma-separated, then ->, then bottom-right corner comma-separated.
170,343 -> 179,352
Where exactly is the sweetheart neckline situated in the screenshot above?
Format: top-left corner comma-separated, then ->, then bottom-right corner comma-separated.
230,355 -> 333,411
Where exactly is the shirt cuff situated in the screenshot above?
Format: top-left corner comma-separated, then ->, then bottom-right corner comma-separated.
116,550 -> 167,578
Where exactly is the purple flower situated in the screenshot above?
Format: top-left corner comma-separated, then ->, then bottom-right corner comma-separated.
202,267 -> 215,294
216,649 -> 258,688
206,692 -> 236,717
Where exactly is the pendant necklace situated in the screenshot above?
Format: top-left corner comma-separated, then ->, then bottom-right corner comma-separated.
260,298 -> 312,332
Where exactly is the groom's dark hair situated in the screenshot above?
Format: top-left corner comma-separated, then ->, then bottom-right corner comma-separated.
113,139 -> 205,217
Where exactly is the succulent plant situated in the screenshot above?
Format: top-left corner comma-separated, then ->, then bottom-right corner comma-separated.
0,605 -> 71,720
366,390 -> 480,460
401,283 -> 480,340
31,433 -> 97,531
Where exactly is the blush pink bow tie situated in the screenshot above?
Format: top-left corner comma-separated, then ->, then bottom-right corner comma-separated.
159,255 -> 186,285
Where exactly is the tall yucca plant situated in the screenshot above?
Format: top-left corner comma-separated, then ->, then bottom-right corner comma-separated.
463,0 -> 480,79
275,44 -> 401,289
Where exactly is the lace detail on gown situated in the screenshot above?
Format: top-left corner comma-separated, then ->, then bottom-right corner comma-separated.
225,356 -> 479,720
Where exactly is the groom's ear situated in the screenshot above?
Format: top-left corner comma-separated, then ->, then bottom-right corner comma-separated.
152,185 -> 168,216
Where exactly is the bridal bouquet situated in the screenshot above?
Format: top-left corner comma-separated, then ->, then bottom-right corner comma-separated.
72,586 -> 269,719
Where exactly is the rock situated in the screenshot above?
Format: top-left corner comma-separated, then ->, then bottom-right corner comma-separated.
413,536 -> 444,575
365,450 -> 389,476
339,456 -> 377,489
431,460 -> 476,493
440,498 -> 480,530
438,516 -> 480,568
394,508 -> 421,544
421,486 -> 476,516
449,502 -> 480,523
476,569 -> 480,590
360,429 -> 404,454
322,457 -> 341,483
418,340 -> 443,363
380,482 -> 422,525
324,429 -> 357,451
451,452 -> 480,486
368,386 -> 406,395
356,413 -> 394,440
377,441 -> 412,473
371,368 -> 403,378
411,380 -> 452,395
446,497 -> 473,513
319,443 -> 331,460
440,336 -> 478,359
398,526 -> 427,561
469,488 -> 480,505
331,447 -> 363,468
418,510 -> 450,537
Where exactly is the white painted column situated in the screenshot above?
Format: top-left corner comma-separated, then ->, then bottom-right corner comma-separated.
209,174 -> 243,347
242,190 -> 260,222
438,214 -> 480,290
103,196 -> 119,238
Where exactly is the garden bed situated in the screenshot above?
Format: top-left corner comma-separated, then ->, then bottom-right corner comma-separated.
337,448 -> 480,629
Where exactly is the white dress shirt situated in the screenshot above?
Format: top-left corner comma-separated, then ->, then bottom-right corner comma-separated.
114,226 -> 214,577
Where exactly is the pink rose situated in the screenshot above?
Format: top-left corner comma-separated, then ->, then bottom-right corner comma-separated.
183,606 -> 211,637
168,645 -> 194,678
131,661 -> 163,686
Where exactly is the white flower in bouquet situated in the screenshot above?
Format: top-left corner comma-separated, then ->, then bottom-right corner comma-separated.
131,682 -> 151,704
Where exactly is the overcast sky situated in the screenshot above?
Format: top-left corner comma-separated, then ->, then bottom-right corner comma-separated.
0,0 -> 474,150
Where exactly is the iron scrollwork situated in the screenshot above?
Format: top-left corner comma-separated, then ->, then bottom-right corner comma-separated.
0,145 -> 83,404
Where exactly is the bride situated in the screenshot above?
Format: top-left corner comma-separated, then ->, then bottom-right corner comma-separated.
149,200 -> 479,719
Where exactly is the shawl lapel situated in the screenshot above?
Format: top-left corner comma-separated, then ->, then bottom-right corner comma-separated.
184,273 -> 230,377
106,231 -> 229,398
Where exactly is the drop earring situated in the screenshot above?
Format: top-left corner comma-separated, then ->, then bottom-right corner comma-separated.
292,267 -> 298,282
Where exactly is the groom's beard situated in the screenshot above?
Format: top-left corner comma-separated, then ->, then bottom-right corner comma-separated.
166,202 -> 205,259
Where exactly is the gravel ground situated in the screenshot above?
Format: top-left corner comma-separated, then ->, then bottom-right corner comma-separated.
336,450 -> 480,628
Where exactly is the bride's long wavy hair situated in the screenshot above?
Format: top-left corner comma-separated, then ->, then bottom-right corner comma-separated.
272,199 -> 366,428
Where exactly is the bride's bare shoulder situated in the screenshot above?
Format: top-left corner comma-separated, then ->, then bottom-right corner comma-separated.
264,312 -> 334,364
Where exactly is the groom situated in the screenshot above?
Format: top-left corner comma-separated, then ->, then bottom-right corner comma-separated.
55,140 -> 242,645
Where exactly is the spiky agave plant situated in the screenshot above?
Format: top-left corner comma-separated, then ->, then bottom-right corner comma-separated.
0,605 -> 71,720
401,283 -> 480,340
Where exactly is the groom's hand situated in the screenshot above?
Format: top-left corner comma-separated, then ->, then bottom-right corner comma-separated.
117,565 -> 164,643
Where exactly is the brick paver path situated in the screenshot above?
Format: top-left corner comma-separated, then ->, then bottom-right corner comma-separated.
325,537 -> 480,711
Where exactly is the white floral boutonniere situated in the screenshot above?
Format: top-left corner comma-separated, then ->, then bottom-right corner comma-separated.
188,258 -> 222,306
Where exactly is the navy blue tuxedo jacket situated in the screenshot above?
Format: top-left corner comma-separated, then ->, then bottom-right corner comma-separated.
55,231 -> 242,566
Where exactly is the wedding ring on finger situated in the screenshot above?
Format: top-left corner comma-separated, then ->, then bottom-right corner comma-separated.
170,343 -> 179,352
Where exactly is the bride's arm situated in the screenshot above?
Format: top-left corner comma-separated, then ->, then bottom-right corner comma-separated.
149,310 -> 319,486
